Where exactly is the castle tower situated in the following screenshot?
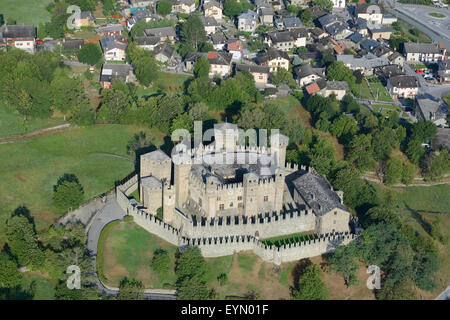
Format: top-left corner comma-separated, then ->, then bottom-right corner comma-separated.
163,184 -> 176,225
174,160 -> 192,209
205,175 -> 220,219
243,172 -> 259,216
140,149 -> 172,182
274,168 -> 288,213
270,132 -> 289,168
213,122 -> 239,152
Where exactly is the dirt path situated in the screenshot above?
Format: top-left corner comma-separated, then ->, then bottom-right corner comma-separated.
0,123 -> 71,144
362,174 -> 450,187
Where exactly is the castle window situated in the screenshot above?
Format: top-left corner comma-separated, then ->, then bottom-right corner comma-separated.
238,196 -> 242,201
238,203 -> 243,208
333,220 -> 336,225
219,204 -> 224,210
217,196 -> 221,200
334,211 -> 337,215
230,202 -> 233,207
264,196 -> 268,202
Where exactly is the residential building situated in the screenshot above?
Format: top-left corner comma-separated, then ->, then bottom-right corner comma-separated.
127,9 -> 158,31
336,54 -> 389,76
368,26 -> 393,40
100,63 -> 134,88
200,16 -> 218,35
331,0 -> 345,9
404,43 -> 447,63
74,11 -> 95,28
281,17 -> 304,30
0,24 -> 36,54
256,49 -> 290,73
294,64 -> 326,87
211,32 -> 227,51
226,39 -> 243,60
259,7 -> 274,26
388,51 -> 405,67
207,51 -> 233,78
438,60 -> 450,83
170,0 -> 196,13
387,75 -> 420,99
134,36 -> 160,50
416,98 -> 448,127
95,24 -> 124,37
204,1 -> 223,22
235,64 -> 270,84
100,35 -> 128,61
355,3 -> 384,25
237,10 -> 258,32
264,29 -> 307,51
144,26 -> 177,43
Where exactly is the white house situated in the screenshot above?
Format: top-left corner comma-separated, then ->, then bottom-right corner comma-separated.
355,3 -> 383,25
404,43 -> 447,63
387,75 -> 420,99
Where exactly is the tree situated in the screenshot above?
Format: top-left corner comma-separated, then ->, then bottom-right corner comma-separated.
100,78 -> 136,122
156,1 -> 172,16
235,103 -> 265,130
300,8 -> 312,25
151,249 -> 171,276
217,273 -> 228,286
51,74 -> 87,120
193,56 -> 210,78
326,61 -> 356,84
308,136 -> 335,176
16,88 -> 33,121
347,134 -> 375,171
118,277 -> 144,300
293,264 -> 329,300
422,149 -> 450,181
0,252 -> 22,289
127,42 -> 159,87
179,16 -> 208,51
171,113 -> 193,133
5,213 -> 44,268
377,275 -> 418,300
188,102 -> 209,121
77,42 -> 102,65
312,0 -> 334,10
223,0 -> 244,18
328,243 -> 360,287
384,157 -> 403,185
53,175 -> 84,212
401,163 -> 415,185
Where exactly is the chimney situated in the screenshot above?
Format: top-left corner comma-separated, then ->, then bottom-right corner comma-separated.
336,190 -> 344,204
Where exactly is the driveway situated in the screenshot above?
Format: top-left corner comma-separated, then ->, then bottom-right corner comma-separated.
86,194 -> 177,300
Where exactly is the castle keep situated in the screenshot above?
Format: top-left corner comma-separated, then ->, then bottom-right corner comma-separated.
117,123 -> 355,264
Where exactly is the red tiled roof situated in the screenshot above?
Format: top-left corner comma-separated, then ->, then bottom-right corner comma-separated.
208,51 -> 218,59
306,82 -> 320,95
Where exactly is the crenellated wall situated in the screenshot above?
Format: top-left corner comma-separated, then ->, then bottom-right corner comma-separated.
116,177 -> 355,265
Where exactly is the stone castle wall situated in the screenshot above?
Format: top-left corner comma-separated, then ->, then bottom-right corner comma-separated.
116,177 -> 355,265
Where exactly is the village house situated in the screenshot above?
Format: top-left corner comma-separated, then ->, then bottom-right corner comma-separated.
200,16 -> 218,35
404,43 -> 447,63
95,24 -> 124,37
207,51 -> 233,78
264,29 -> 307,51
170,0 -> 196,14
305,79 -> 349,100
211,32 -> 227,51
256,49 -> 290,73
127,9 -> 158,31
438,60 -> 450,83
310,27 -> 328,41
226,39 -> 243,61
259,7 -> 274,26
325,22 -> 352,40
387,75 -> 420,99
100,35 -> 128,61
128,0 -> 153,7
368,26 -> 393,40
336,54 -> 389,76
134,36 -> 160,50
61,39 -> 85,51
154,43 -> 179,67
294,64 -> 326,87
0,24 -> 36,54
388,51 -> 405,67
204,0 -> 223,22
235,64 -> 270,84
237,10 -> 258,32
74,11 -> 95,28
280,16 -> 304,30
382,14 -> 397,25
287,0 -> 307,6
318,14 -> 338,29
144,26 -> 177,43
416,98 -> 448,127
376,64 -> 405,80
100,63 -> 134,89
331,0 -> 346,9
355,3 -> 384,25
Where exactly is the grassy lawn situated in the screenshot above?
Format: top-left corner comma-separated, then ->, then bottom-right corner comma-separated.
367,78 -> 393,102
20,273 -> 55,300
261,232 -> 315,248
393,20 -> 431,43
0,124 -> 164,240
0,0 -> 51,25
444,93 -> 450,107
394,184 -> 450,214
429,12 -> 446,18
0,105 -> 67,139
136,72 -> 193,98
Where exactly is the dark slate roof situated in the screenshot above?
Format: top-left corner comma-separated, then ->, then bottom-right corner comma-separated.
95,24 -> 123,34
310,6 -> 330,18
256,49 -> 289,64
100,35 -> 127,52
360,38 -> 381,51
259,7 -> 274,16
294,64 -> 324,79
100,63 -> 132,82
388,75 -> 420,88
203,0 -> 222,9
355,3 -> 384,14
388,51 -> 404,62
404,43 -> 441,54
144,26 -> 176,38
325,21 -> 347,36
282,16 -> 303,28
416,98 -> 448,122
0,24 -> 36,39
326,81 -> 349,91
292,168 -> 349,216
236,63 -> 270,74
61,39 -> 85,50
318,14 -> 338,27
141,149 -> 171,162
80,11 -> 94,20
378,64 -> 405,78
211,32 -> 227,44
208,51 -> 232,66
200,16 -> 218,27
184,51 -> 207,62
134,36 -> 160,46
154,43 -> 174,58
347,32 -> 363,43
372,45 -> 392,57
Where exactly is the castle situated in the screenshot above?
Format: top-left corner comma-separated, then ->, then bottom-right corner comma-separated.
116,123 -> 356,265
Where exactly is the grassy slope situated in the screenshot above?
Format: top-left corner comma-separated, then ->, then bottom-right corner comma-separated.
0,0 -> 51,25
0,124 -> 163,238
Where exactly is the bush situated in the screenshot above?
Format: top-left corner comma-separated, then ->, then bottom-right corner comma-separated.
124,215 -> 134,222
77,43 -> 102,66
151,249 -> 171,276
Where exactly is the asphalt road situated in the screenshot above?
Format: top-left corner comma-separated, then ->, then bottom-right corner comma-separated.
86,195 -> 177,300
403,63 -> 450,100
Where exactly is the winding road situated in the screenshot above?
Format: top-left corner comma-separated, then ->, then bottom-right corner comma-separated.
86,194 -> 177,300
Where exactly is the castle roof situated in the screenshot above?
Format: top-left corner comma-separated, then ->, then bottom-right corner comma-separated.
142,149 -> 171,162
142,176 -> 162,189
292,169 -> 348,216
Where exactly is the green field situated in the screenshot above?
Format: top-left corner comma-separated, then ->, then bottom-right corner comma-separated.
351,78 -> 393,102
0,105 -> 67,139
429,12 -> 446,18
21,273 -> 55,300
0,124 -> 163,240
0,0 -> 51,25
136,72 -> 193,98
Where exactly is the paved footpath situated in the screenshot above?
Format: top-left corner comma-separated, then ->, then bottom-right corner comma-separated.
86,194 -> 177,300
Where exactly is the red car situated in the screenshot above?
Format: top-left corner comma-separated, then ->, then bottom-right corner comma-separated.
416,69 -> 424,73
